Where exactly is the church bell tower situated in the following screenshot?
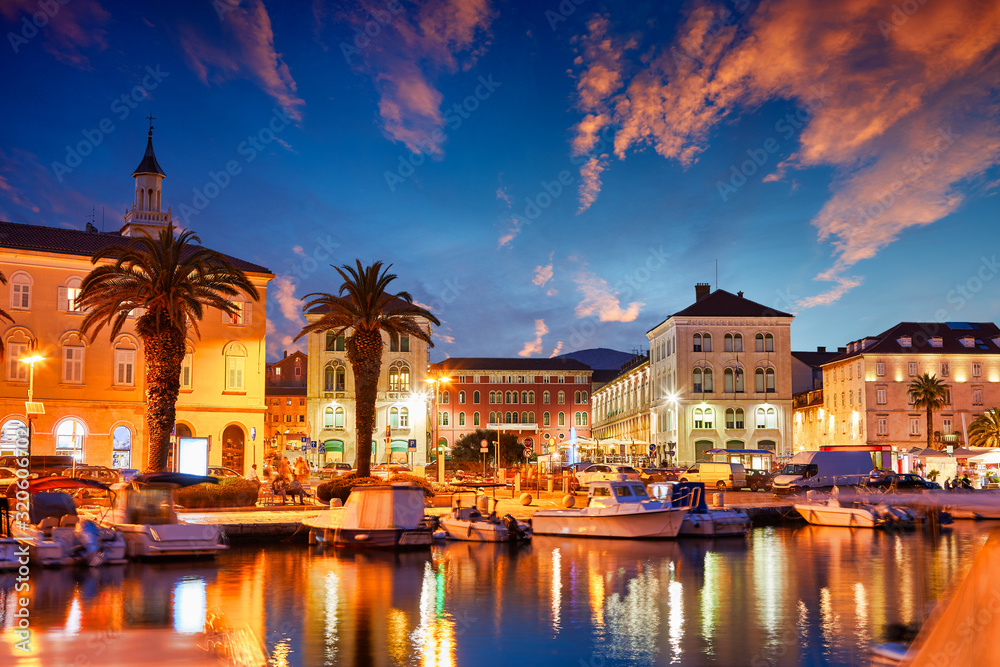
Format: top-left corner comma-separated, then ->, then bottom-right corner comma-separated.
121,116 -> 172,237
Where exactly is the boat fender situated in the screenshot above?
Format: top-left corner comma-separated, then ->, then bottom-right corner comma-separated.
467,522 -> 474,538
355,534 -> 369,542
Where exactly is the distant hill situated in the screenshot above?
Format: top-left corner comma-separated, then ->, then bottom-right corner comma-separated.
557,348 -> 638,370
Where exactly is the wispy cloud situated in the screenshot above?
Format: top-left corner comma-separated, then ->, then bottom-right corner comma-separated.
1,0 -> 109,68
549,341 -> 564,358
271,275 -> 304,325
179,0 -> 305,122
574,269 -> 643,322
569,0 -> 1000,304
518,319 -> 549,357
532,255 -> 554,287
331,0 -> 495,154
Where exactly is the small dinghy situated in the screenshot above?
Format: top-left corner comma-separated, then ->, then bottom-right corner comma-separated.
436,505 -> 531,542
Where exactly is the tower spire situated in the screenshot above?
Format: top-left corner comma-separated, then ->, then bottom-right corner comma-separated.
122,123 -> 170,236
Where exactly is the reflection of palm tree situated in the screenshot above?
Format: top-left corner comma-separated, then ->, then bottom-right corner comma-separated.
969,409 -> 1000,448
77,224 -> 258,472
0,270 -> 13,361
295,261 -> 440,478
908,373 -> 949,450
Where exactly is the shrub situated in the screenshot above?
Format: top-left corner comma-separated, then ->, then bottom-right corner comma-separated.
174,478 -> 259,509
316,474 -> 382,503
387,473 -> 433,495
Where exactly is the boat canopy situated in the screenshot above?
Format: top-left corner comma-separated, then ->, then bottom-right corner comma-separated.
133,472 -> 219,488
6,476 -> 111,497
29,491 -> 77,525
341,485 -> 426,531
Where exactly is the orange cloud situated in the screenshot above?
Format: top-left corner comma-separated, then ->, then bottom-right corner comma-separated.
271,275 -> 304,325
574,270 -> 643,322
549,341 -> 564,358
532,260 -> 554,286
180,0 -> 304,121
335,0 -> 496,154
569,0 -> 1000,304
518,319 -> 549,357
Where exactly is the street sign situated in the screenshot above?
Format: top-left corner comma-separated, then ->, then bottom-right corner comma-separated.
311,440 -> 318,449
407,439 -> 417,451
250,427 -> 256,442
523,446 -> 532,458
649,444 -> 657,455
301,436 -> 308,443
480,439 -> 488,454
301,444 -> 308,452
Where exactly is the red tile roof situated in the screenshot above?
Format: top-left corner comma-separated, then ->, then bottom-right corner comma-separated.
432,358 -> 592,373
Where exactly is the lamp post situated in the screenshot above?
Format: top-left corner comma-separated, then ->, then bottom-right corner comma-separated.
20,355 -> 45,458
425,376 -> 451,483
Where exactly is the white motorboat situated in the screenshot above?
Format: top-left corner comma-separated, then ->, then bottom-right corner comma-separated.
8,477 -> 127,566
303,484 -> 433,549
89,472 -> 228,559
436,505 -> 531,542
1,538 -> 21,570
531,478 -> 690,539
653,482 -> 750,537
795,495 -> 914,529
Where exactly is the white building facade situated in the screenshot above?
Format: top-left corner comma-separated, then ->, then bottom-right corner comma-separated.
646,285 -> 795,465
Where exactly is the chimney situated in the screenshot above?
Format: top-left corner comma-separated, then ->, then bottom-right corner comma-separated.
837,346 -> 847,353
737,291 -> 744,298
695,283 -> 711,301
283,350 -> 287,359
817,346 -> 826,353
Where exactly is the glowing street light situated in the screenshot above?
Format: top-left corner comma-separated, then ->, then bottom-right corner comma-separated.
425,376 -> 451,483
20,355 -> 45,458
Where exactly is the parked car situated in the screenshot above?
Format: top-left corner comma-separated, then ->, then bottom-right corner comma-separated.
0,466 -> 19,493
639,468 -> 666,484
575,464 -> 642,485
743,469 -> 773,492
319,462 -> 354,480
60,465 -> 120,485
565,462 -> 595,474
678,462 -> 746,490
872,473 -> 941,491
119,468 -> 140,483
372,464 -> 412,479
208,466 -> 243,479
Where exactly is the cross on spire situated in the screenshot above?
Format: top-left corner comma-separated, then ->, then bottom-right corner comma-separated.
147,114 -> 155,132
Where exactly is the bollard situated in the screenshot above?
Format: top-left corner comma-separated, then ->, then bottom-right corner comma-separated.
514,473 -> 521,496
519,493 -> 533,506
547,477 -> 554,494
713,491 -> 725,507
562,494 -> 576,508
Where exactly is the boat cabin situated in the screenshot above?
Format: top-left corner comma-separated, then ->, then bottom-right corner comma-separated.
111,485 -> 178,525
587,480 -> 652,508
341,484 -> 427,531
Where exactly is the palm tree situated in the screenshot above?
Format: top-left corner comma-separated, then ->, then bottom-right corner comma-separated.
908,373 -> 949,450
295,261 -> 440,478
0,271 -> 13,361
77,224 -> 259,472
969,409 -> 1000,448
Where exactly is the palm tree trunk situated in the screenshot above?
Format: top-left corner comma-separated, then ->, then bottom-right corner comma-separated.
139,317 -> 185,472
927,404 -> 934,451
348,329 -> 383,478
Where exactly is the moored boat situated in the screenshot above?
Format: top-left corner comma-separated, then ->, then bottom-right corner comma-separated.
794,496 -> 914,529
664,482 -> 751,537
303,484 -> 433,549
88,472 -> 228,559
436,505 -> 531,542
7,477 -> 127,566
531,478 -> 690,539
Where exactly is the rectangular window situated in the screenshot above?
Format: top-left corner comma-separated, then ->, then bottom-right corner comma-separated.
63,346 -> 84,384
973,386 -> 983,406
12,282 -> 30,309
876,387 -> 887,405
298,414 -> 305,422
226,356 -> 245,391
943,418 -> 952,435
58,286 -> 83,313
909,418 -> 920,436
7,342 -> 27,381
941,362 -> 949,377
908,362 -> 917,376
876,362 -> 885,377
225,301 -> 248,325
180,352 -> 193,389
877,417 -> 888,436
973,363 -> 982,377
115,349 -> 135,386
284,415 -> 292,423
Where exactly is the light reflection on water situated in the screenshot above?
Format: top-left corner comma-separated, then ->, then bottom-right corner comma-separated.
1,524 -> 995,666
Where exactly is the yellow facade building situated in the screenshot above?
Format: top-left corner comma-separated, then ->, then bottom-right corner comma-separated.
0,129 -> 272,473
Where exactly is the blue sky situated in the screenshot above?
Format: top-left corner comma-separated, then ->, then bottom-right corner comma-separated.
1,0 -> 998,362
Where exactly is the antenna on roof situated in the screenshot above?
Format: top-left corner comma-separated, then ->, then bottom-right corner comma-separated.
715,259 -> 718,290
85,207 -> 98,233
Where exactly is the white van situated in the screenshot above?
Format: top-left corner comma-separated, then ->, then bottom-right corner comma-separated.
678,462 -> 746,490
771,450 -> 874,495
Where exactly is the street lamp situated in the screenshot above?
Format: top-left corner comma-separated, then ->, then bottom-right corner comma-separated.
20,355 -> 45,458
425,375 -> 451,483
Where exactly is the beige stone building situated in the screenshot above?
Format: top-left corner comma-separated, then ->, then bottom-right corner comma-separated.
793,322 -> 1000,468
646,285 -> 795,464
0,129 -> 271,473
591,353 -> 652,458
303,309 -> 435,467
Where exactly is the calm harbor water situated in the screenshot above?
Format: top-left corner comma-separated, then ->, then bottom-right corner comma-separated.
2,523 -> 995,666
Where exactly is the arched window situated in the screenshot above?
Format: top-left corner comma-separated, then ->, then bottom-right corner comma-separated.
766,408 -> 777,429
459,391 -> 466,404
694,408 -> 705,429
335,407 -> 345,429
755,333 -> 774,353
112,425 -> 132,468
735,408 -> 745,429
756,408 -> 766,429
180,343 -> 194,390
724,333 -> 743,352
473,412 -> 480,426
388,362 -> 410,391
62,332 -> 86,384
520,411 -> 529,423
725,408 -> 735,429
543,412 -> 551,426
703,408 -> 713,428
9,271 -> 32,310
389,406 -> 400,428
399,407 -> 409,427
755,368 -> 765,392
543,391 -> 550,404
458,412 -> 466,426
702,333 -> 712,352
558,412 -> 565,426
224,342 -> 247,391
693,368 -> 703,393
558,391 -> 565,404
439,411 -> 449,426
55,418 -> 86,461
581,391 -> 588,403
5,328 -> 34,382
324,407 -> 335,428
703,368 -> 713,392
765,368 -> 775,393
58,276 -> 83,313
324,364 -> 335,391
473,391 -> 480,404
440,390 -> 450,404
0,419 -> 27,457
520,391 -> 527,403
693,333 -> 703,352
575,412 -> 588,426
528,391 -> 535,403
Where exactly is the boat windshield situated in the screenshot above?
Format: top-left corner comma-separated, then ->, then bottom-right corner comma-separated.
780,464 -> 810,475
629,485 -> 649,499
613,486 -> 633,498
123,488 -> 174,525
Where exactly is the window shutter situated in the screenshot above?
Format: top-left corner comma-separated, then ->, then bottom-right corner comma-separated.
243,302 -> 252,326
223,307 -> 230,324
58,287 -> 68,312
